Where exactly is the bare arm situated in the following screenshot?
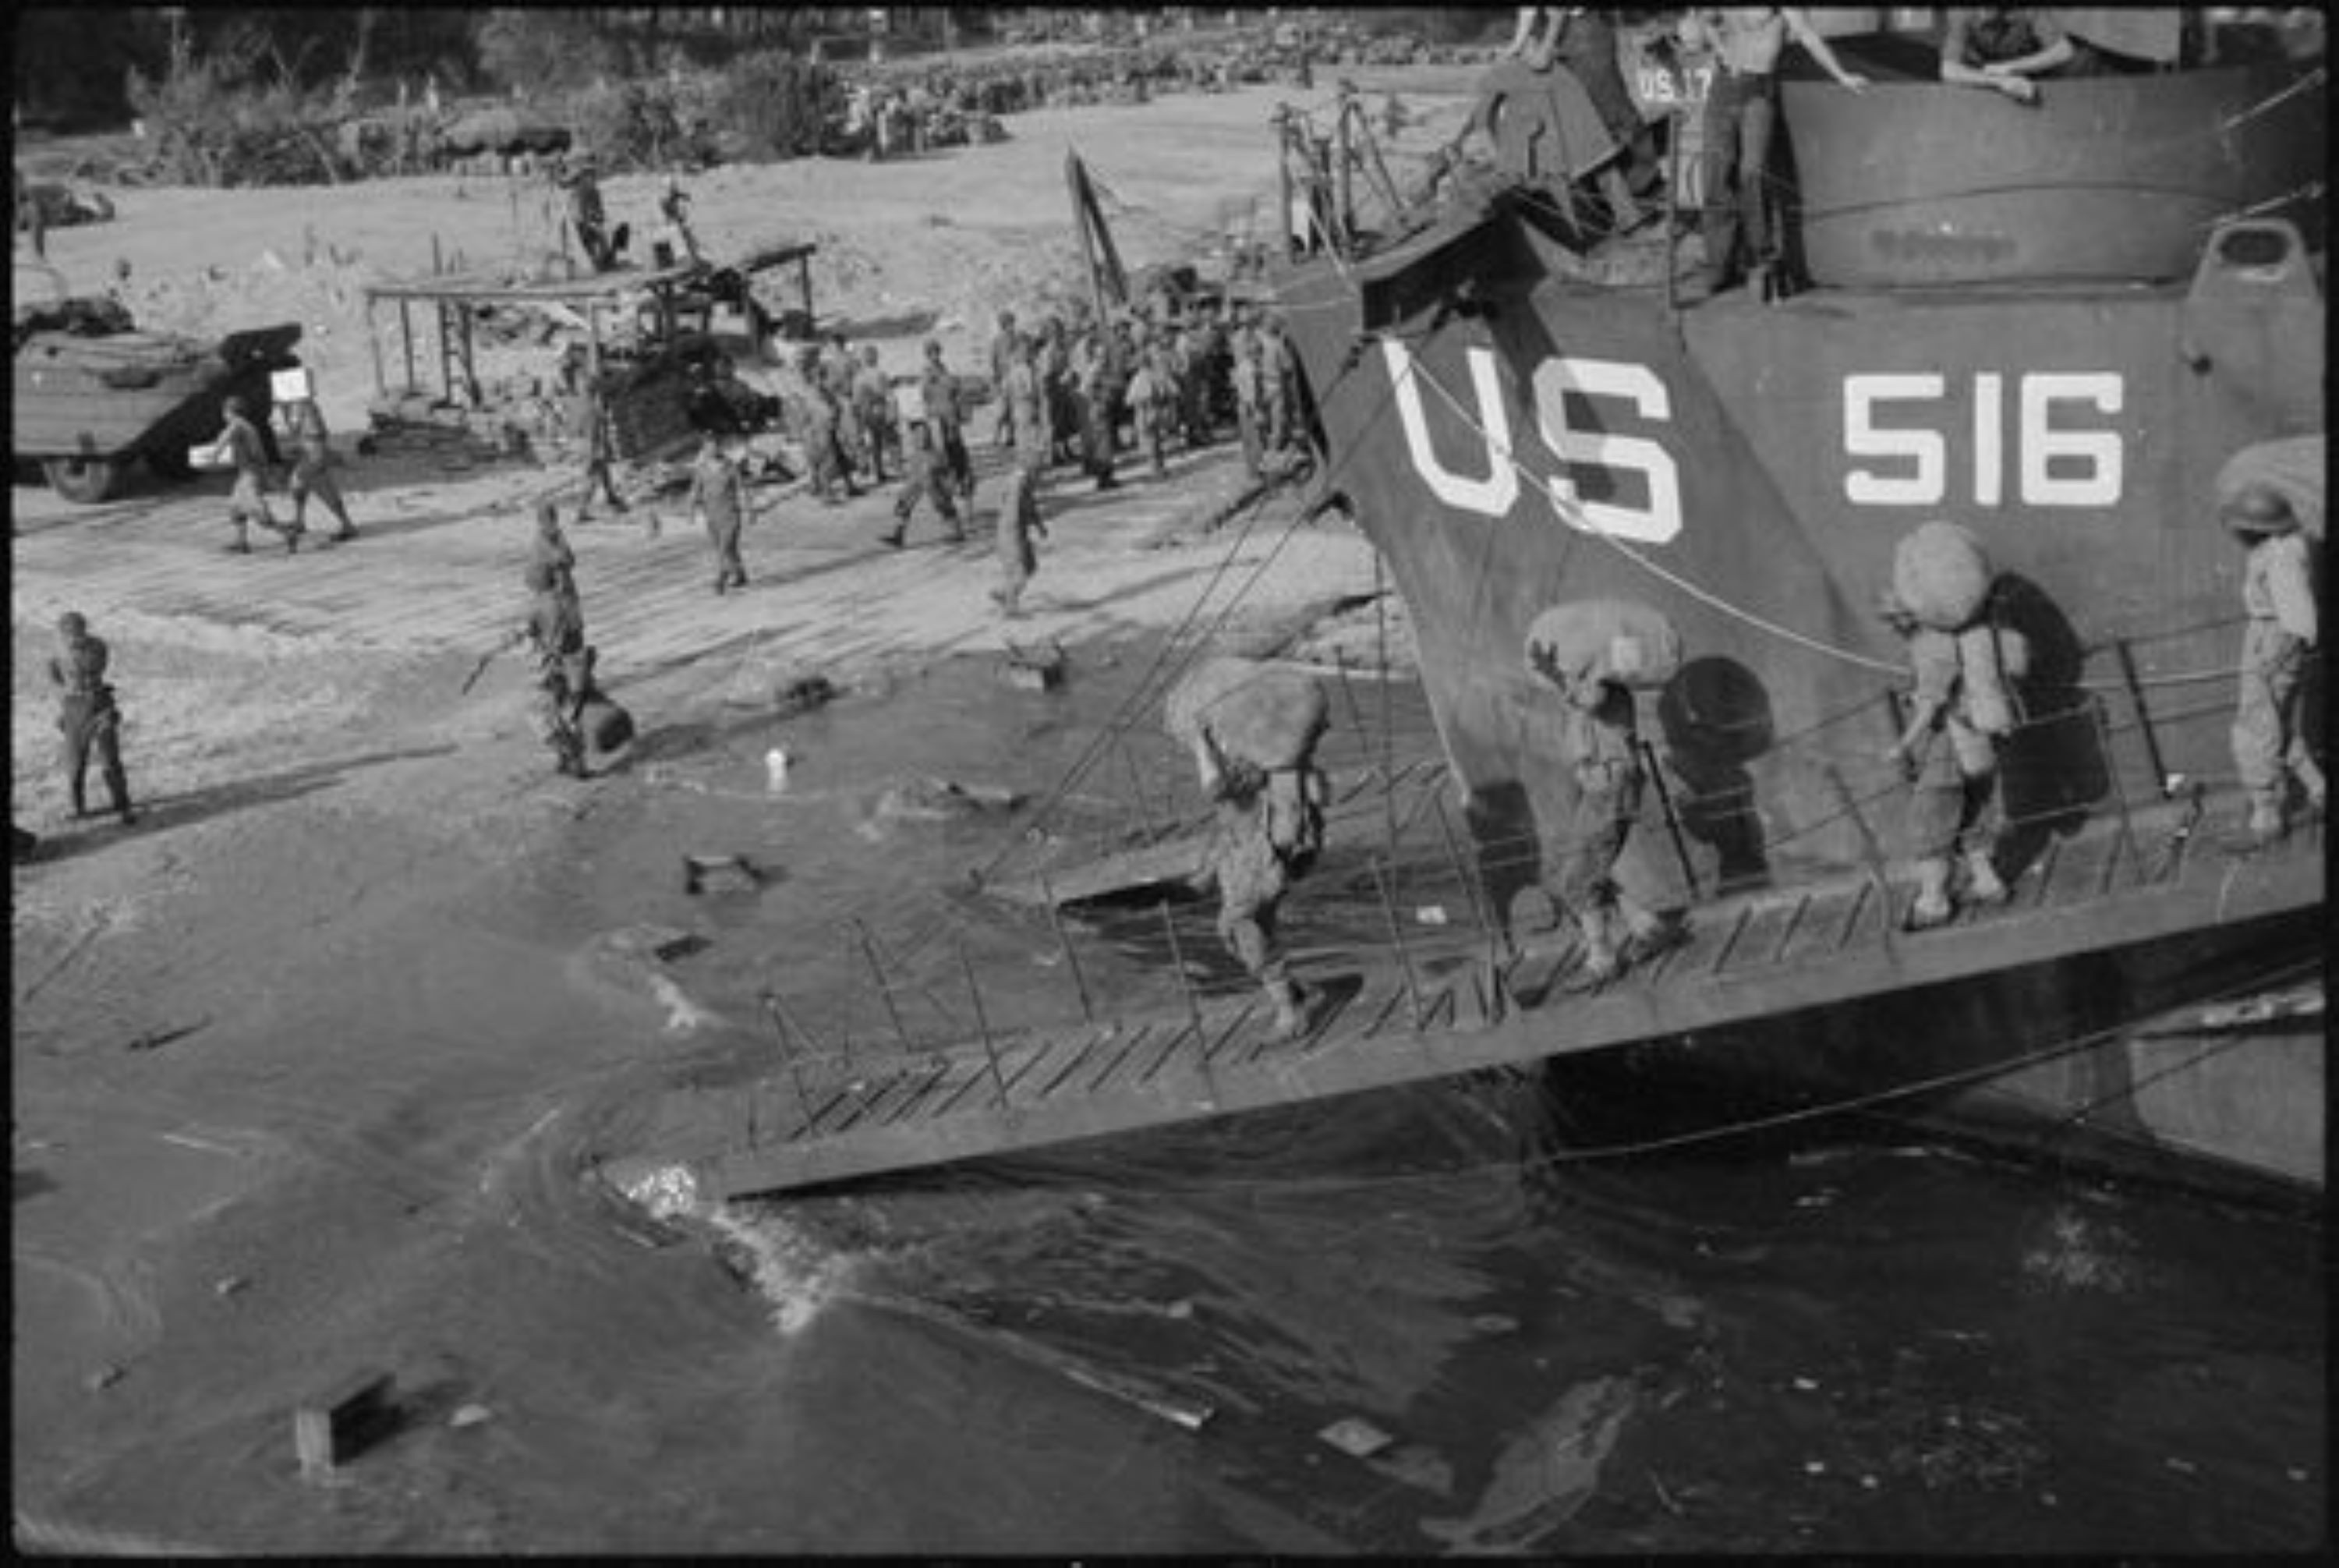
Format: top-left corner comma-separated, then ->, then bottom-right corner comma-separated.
1783,8 -> 1871,90
1980,34 -> 2074,78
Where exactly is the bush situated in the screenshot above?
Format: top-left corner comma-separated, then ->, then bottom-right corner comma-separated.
706,50 -> 840,163
126,23 -> 349,187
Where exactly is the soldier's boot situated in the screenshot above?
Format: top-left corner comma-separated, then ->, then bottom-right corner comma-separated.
1964,849 -> 2008,906
1266,976 -> 1311,1041
1906,858 -> 1955,930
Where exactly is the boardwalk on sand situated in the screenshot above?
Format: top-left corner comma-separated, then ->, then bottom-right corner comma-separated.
617,798 -> 2321,1201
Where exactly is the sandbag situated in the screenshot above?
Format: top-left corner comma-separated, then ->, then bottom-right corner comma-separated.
2213,437 -> 2324,540
1892,521 -> 1992,632
579,696 -> 635,755
1523,598 -> 1683,692
1955,624 -> 2026,738
1163,657 -> 1329,772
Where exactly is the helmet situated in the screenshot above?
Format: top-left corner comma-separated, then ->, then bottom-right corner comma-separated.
536,501 -> 561,531
223,395 -> 249,417
57,611 -> 87,638
2221,482 -> 2298,536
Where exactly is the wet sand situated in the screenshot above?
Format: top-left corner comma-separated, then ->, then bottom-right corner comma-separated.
10,76 -> 1470,1549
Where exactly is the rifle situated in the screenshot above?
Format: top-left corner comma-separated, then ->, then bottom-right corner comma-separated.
460,635 -> 518,696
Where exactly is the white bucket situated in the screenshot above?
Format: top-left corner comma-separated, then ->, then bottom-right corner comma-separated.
270,366 -> 313,402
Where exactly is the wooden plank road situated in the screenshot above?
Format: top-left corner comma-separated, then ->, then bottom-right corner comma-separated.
618,801 -> 2323,1200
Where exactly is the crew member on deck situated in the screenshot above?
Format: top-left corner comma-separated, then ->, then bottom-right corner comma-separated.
1938,7 -> 2100,101
1676,9 -> 1869,302
2223,483 -> 2325,846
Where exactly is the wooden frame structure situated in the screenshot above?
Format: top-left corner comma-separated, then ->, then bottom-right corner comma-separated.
359,239 -> 819,408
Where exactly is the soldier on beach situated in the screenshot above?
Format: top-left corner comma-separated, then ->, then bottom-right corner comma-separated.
792,349 -> 858,504
993,336 -> 1050,618
880,420 -> 966,549
557,152 -> 624,272
921,339 -> 975,503
852,344 -> 898,483
530,500 -> 579,607
520,560 -> 591,777
560,349 -> 628,522
47,611 -> 136,826
688,434 -> 752,595
221,395 -> 302,555
2222,483 -> 2326,845
989,309 -> 1021,450
281,395 -> 358,543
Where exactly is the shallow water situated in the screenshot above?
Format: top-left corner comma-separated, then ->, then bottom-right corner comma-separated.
29,641 -> 2312,1554
465,642 -> 2323,1553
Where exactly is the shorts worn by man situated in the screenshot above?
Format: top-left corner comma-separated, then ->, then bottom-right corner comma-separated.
47,611 -> 136,826
993,342 -> 1050,618
2224,483 -> 2325,844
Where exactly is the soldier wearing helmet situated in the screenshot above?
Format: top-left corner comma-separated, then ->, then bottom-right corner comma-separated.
2224,483 -> 2324,845
47,611 -> 136,826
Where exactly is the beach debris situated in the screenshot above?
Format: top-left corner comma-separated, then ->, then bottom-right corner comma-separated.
85,1364 -> 126,1393
1415,904 -> 1449,926
767,674 -> 839,717
1791,1376 -> 1820,1392
765,748 -> 791,793
605,924 -> 706,964
1470,1313 -> 1520,1335
449,1403 -> 494,1429
294,1369 -> 397,1482
1318,1416 -> 1396,1459
874,776 -> 1024,822
1368,1442 -> 1455,1496
1421,1375 -> 1639,1550
1001,639 -> 1067,692
682,854 -> 764,896
213,1275 -> 249,1298
124,1017 -> 213,1053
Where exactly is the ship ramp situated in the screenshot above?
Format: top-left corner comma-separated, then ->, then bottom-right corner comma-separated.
610,798 -> 2320,1203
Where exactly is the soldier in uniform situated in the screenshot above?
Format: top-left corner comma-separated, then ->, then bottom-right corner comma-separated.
520,561 -> 590,777
1231,331 -> 1269,480
1534,657 -> 1678,982
1259,315 -> 1302,459
1194,727 -> 1327,1041
530,500 -> 579,607
688,434 -> 752,595
823,334 -> 865,483
1879,589 -> 2012,929
47,611 -> 136,826
920,339 -> 975,503
851,344 -> 898,483
221,395 -> 300,554
880,419 -> 966,548
561,349 -> 628,521
993,336 -> 1051,618
793,347 -> 858,504
1126,344 -> 1174,480
988,309 -> 1021,450
281,395 -> 358,543
2223,483 -> 2325,844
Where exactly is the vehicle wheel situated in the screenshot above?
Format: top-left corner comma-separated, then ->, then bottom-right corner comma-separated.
43,455 -> 123,503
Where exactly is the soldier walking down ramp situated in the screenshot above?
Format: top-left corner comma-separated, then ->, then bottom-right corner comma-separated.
530,500 -> 579,605
47,611 -> 136,826
221,395 -> 301,555
2222,483 -> 2325,844
688,435 -> 752,595
282,395 -> 358,543
519,561 -> 590,777
1170,659 -> 1331,1041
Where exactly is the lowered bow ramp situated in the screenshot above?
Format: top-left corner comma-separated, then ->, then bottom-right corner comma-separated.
612,805 -> 2321,1202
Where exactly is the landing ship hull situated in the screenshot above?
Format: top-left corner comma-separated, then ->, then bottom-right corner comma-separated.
1270,60 -> 2324,1198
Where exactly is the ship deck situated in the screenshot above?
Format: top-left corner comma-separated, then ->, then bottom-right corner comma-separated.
607,794 -> 2322,1202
